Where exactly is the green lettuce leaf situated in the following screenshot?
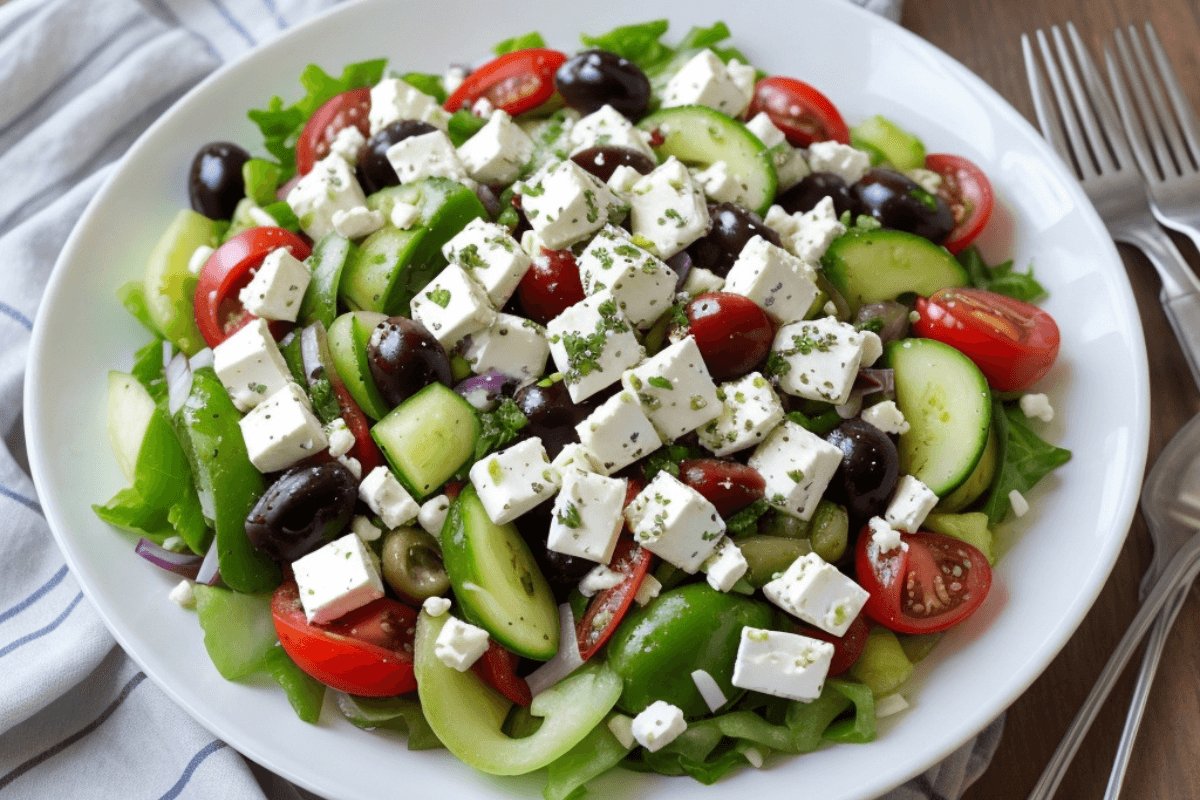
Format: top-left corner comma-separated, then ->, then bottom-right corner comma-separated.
495,32 -> 546,56
447,108 -> 488,147
334,692 -> 443,750
957,246 -> 1047,303
400,71 -> 447,104
242,158 -> 282,207
474,398 -> 530,460
542,717 -> 630,800
264,646 -> 326,723
981,399 -> 1071,525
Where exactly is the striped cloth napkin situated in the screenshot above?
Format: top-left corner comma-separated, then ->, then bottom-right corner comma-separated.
0,0 -> 1001,797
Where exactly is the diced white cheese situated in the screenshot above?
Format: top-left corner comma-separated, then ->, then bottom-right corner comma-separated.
625,471 -> 725,573
579,565 -> 626,597
606,164 -> 644,198
359,466 -> 420,529
575,390 -> 662,475
745,113 -> 811,191
681,266 -> 726,296
463,313 -> 549,381
390,201 -> 421,230
212,317 -> 295,412
550,442 -> 605,476
861,399 -> 910,435
168,579 -> 195,608
608,715 -> 636,750
547,469 -> 628,564
409,263 -> 497,349
690,160 -> 741,205
239,384 -> 329,473
621,337 -> 721,440
627,156 -> 711,259
724,235 -> 820,325
292,533 -> 385,624
907,167 -> 943,195
338,454 -> 362,480
570,103 -> 656,160
748,420 -> 843,521
520,159 -> 624,249
885,475 -> 939,532
771,316 -> 870,406
576,225 -> 677,328
351,515 -> 382,543
332,205 -> 385,240
725,59 -> 757,100
417,494 -> 451,537
526,603 -> 584,696
325,418 -> 355,458
386,129 -> 473,186
868,516 -> 903,552
287,154 -> 369,241
697,372 -> 786,456
422,595 -> 451,617
237,248 -> 312,322
368,77 -> 450,134
1009,489 -> 1030,517
457,109 -> 534,185
1020,392 -> 1054,422
441,218 -> 531,307
248,205 -> 279,228
443,66 -> 467,95
662,49 -> 752,116
329,124 -> 366,165
468,437 -> 560,525
631,700 -> 688,752
703,537 -> 749,592
546,292 -> 644,403
732,626 -> 836,702
433,615 -> 490,671
763,552 -> 869,636
691,668 -> 729,713
764,196 -> 846,264
806,140 -> 872,184
634,574 -> 662,606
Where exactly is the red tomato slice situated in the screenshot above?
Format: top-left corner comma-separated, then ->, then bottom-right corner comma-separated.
855,529 -> 992,635
444,49 -> 567,117
576,536 -> 653,661
925,153 -> 994,254
296,88 -> 371,177
913,287 -> 1060,391
746,76 -> 850,147
471,639 -> 532,706
327,363 -> 384,473
794,613 -> 870,677
516,247 -> 585,325
194,227 -> 311,349
271,579 -> 418,697
677,459 -> 765,517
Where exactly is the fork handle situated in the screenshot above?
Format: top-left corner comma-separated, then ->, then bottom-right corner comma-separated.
1102,583 -> 1192,800
1162,291 -> 1200,393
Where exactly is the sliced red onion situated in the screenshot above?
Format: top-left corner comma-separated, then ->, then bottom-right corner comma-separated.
855,300 -> 911,344
165,352 -> 193,416
851,368 -> 896,403
454,371 -> 515,411
194,543 -> 222,586
474,184 -> 502,218
667,249 -> 693,290
135,537 -> 202,579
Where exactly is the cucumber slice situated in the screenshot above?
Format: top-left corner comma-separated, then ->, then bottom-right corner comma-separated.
885,338 -> 991,496
106,371 -> 157,482
143,209 -> 222,355
340,226 -> 424,314
439,485 -> 559,660
327,311 -> 390,420
936,421 -> 998,512
821,228 -> 968,313
637,106 -> 778,215
850,115 -> 926,170
299,233 -> 357,329
371,382 -> 479,498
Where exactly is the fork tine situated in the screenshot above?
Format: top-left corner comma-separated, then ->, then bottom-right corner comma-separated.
1055,24 -> 1121,174
1105,43 -> 1160,182
1113,27 -> 1173,181
1066,22 -> 1136,170
1022,33 -> 1073,167
1141,22 -> 1200,171
1035,27 -> 1097,179
1126,25 -> 1189,178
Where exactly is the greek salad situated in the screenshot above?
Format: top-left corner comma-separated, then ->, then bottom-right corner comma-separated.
96,19 -> 1072,796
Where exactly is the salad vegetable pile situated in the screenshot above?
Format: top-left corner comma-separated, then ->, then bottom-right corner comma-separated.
96,19 -> 1073,796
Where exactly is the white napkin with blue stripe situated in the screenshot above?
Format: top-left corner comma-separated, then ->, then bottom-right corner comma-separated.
0,0 -> 1001,797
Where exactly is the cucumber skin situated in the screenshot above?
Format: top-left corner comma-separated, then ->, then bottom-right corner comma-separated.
821,228 -> 967,312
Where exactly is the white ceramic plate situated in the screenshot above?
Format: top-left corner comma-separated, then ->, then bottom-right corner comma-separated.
26,0 -> 1149,798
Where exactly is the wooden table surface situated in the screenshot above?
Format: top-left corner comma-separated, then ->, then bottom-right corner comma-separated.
898,1 -> 1200,798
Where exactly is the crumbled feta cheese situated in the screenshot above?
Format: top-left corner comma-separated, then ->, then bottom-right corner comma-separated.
681,266 -> 726,296
409,263 -> 497,349
763,552 -> 869,636
368,77 -> 449,134
702,537 -> 749,592
292,533 -> 385,624
351,515 -> 382,543
807,140 -> 872,184
577,225 -> 677,328
861,400 -> 910,435
691,668 -> 729,713
248,205 -> 278,228
433,615 -> 490,671
287,154 -> 369,240
386,130 -> 473,186
906,167 -> 943,195
627,157 -> 711,259
212,317 -> 294,412
631,701 -> 688,752
748,420 -> 844,521
634,574 -> 662,606
575,391 -> 662,475
441,218 -> 531,307
771,316 -> 871,406
546,292 -> 644,402
359,466 -> 420,529
1009,489 -> 1030,517
868,516 -> 903,552
325,418 -> 355,458
691,160 -> 742,204
417,494 -> 451,537
698,372 -> 786,457
724,235 -> 820,325
390,201 -> 421,230
239,384 -> 329,473
422,595 -> 451,617
764,195 -> 846,264
621,337 -> 721,440
168,579 -> 195,608
606,163 -> 643,198
745,113 -> 810,190
579,565 -> 626,597
332,205 -> 385,239
443,66 -> 467,95
732,626 -> 835,702
550,442 -> 604,476
885,475 -> 939,532
468,437 -> 561,525
548,469 -> 628,564
329,125 -> 366,164
338,454 -> 362,480
1020,392 -> 1054,422
625,471 -> 725,573
608,715 -> 636,750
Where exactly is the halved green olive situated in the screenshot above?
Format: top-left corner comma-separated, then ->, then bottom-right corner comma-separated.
736,535 -> 812,587
759,510 -> 810,539
381,527 -> 450,604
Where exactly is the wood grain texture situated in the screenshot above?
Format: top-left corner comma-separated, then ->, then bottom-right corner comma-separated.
900,1 -> 1200,798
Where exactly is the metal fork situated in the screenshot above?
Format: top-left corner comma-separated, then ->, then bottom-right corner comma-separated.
1105,22 -> 1200,389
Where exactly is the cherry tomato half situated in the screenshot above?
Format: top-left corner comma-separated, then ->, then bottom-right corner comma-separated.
194,227 -> 311,348
855,528 -> 992,635
271,579 -> 418,697
516,247 -> 585,324
444,49 -> 567,117
794,613 -> 870,676
746,76 -> 850,147
925,153 -> 994,255
471,640 -> 532,706
913,287 -> 1060,391
576,536 -> 653,661
295,88 -> 371,177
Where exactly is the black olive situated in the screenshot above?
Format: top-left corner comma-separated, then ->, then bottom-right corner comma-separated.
555,49 -> 651,119
823,418 -> 900,523
188,142 -> 250,221
245,461 -> 358,562
367,317 -> 452,408
570,145 -> 656,183
850,168 -> 955,243
686,203 -> 780,278
776,171 -> 855,218
513,379 -> 598,459
356,120 -> 438,194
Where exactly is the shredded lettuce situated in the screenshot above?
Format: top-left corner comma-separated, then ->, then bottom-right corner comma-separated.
334,693 -> 443,750
981,398 -> 1071,525
958,246 -> 1047,303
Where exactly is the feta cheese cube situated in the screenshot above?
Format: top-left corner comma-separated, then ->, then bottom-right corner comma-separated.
576,225 -> 677,328
546,292 -> 644,402
390,201 -> 421,230
634,574 -> 662,606
332,205 -> 385,239
386,130 -> 473,186
168,579 -> 195,608
907,167 -> 943,194
885,475 -> 939,532
868,516 -> 903,552
443,66 -> 467,95
422,595 -> 451,617
550,442 -> 604,476
368,77 -> 450,134
628,157 -> 711,259
771,317 -> 870,405
463,313 -> 549,380
287,154 -> 369,241
359,466 -> 420,529
745,113 -> 810,191
631,701 -> 688,752
457,110 -> 534,185
748,420 -> 843,521
731,627 -> 836,702
325,418 -> 355,458
697,372 -> 786,456
662,49 -> 752,116
417,494 -> 451,537
703,537 -> 749,592
725,58 -> 757,98
441,218 -> 531,307
691,160 -> 742,204
606,164 -> 643,198
329,124 -> 366,165
433,615 -> 490,671
681,265 -> 726,296
575,391 -> 662,475
724,235 -> 820,324
239,384 -> 329,473
212,317 -> 295,412
762,552 -> 869,636
578,565 -> 626,597
547,469 -> 628,564
292,533 -> 385,624
352,515 -> 382,542
807,140 -> 872,184
625,471 -> 725,573
1020,392 -> 1055,422
237,247 -> 312,323
409,263 -> 497,349
764,196 -> 846,264
468,437 -> 560,525
570,103 -> 656,160
621,337 -> 721,439
521,159 -> 624,249
861,399 -> 909,435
